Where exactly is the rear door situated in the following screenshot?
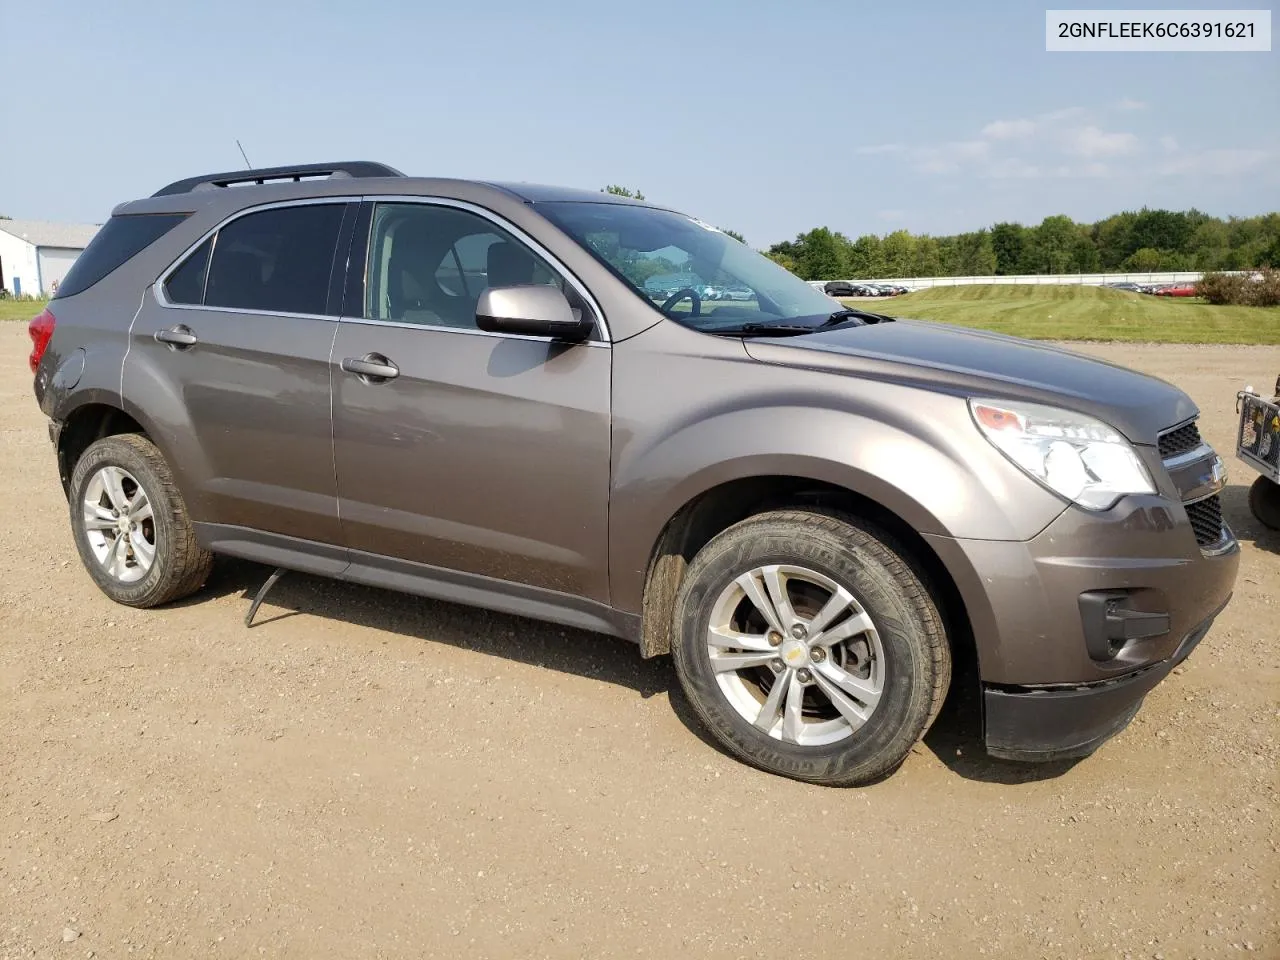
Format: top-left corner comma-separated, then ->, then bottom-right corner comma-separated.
126,200 -> 355,545
329,199 -> 612,602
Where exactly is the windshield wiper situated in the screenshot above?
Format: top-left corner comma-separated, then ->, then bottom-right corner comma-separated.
708,323 -> 824,337
821,308 -> 894,327
707,308 -> 895,338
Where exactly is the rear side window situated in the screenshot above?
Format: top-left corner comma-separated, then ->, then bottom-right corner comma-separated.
53,214 -> 188,299
163,237 -> 212,305
203,204 -> 345,315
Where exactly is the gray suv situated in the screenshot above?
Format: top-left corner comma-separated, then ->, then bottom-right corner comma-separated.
31,162 -> 1239,786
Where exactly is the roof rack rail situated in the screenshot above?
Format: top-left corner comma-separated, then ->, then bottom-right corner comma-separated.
151,161 -> 405,198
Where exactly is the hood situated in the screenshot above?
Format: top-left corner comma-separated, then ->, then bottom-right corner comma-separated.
742,319 -> 1197,444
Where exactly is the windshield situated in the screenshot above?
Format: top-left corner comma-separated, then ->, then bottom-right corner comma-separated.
539,202 -> 842,333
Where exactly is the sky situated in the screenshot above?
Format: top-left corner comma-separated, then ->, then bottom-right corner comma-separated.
2,0 -> 1277,247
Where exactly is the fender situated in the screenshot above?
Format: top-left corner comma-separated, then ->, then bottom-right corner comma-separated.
115,345 -> 219,521
607,331 -> 1067,616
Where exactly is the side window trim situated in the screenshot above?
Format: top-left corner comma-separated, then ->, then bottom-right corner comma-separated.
341,201 -> 373,319
152,196 -> 363,320
355,194 -> 610,342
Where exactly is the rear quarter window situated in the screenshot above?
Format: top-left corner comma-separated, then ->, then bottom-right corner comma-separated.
53,213 -> 188,299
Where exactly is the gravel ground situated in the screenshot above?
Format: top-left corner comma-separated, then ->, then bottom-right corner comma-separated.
2,325 -> 1277,959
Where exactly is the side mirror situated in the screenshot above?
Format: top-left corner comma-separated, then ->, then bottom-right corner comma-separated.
475,285 -> 593,341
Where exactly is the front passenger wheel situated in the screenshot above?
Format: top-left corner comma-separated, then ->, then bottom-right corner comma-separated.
69,434 -> 213,608
670,510 -> 950,786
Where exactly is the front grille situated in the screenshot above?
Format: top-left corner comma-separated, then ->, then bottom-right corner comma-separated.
1186,495 -> 1224,547
1158,421 -> 1202,460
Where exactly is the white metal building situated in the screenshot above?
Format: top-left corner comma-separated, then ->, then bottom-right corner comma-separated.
0,220 -> 100,297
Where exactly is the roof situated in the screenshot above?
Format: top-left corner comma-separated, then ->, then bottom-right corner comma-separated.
0,219 -> 100,250
484,181 -> 658,205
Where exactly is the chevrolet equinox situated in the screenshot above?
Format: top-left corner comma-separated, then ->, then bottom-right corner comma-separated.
31,161 -> 1239,785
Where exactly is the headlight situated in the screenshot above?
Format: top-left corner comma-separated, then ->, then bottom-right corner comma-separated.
969,399 -> 1155,510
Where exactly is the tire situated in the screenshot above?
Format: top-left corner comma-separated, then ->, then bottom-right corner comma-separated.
68,433 -> 213,608
1249,475 -> 1280,530
671,510 -> 950,786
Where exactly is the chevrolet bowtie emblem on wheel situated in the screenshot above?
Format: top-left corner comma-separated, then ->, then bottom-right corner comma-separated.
780,641 -> 809,666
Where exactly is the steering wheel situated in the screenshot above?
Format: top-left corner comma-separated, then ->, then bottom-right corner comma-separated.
661,287 -> 702,317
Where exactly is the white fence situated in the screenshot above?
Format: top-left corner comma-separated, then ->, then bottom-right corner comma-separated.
808,271 -> 1206,292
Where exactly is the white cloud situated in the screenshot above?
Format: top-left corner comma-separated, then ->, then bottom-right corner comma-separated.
984,157 -> 1042,179
1063,125 -> 1140,158
1156,148 -> 1272,176
1040,106 -> 1088,122
859,100 -> 1271,187
910,140 -> 990,174
981,119 -> 1036,140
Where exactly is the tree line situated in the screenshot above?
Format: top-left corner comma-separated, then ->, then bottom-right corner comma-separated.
764,209 -> 1280,281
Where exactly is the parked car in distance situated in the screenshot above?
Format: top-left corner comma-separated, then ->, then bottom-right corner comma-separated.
1105,282 -> 1142,293
1155,283 -> 1198,298
823,280 -> 858,298
31,160 -> 1239,786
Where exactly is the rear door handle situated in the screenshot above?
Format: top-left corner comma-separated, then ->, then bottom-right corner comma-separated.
341,353 -> 400,383
154,325 -> 198,348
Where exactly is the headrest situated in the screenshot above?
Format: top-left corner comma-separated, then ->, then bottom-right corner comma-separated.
486,241 -> 536,288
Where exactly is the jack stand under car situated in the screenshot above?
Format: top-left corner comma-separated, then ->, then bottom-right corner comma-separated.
1236,375 -> 1280,530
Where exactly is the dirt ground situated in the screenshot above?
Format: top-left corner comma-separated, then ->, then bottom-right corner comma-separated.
2,324 -> 1277,960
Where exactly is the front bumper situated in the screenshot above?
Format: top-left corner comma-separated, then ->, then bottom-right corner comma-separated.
924,484 -> 1240,762
982,598 -> 1225,761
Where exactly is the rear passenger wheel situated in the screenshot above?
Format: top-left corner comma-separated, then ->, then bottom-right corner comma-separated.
69,434 -> 213,608
670,510 -> 950,786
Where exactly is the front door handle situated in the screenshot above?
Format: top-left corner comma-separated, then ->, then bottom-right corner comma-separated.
155,325 -> 198,349
341,353 -> 400,383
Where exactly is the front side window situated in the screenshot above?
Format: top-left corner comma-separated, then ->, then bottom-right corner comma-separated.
202,204 -> 346,315
365,203 -> 570,329
540,202 -> 840,333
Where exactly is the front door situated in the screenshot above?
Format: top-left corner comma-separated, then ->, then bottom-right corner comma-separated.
330,200 -> 612,603
126,201 -> 355,544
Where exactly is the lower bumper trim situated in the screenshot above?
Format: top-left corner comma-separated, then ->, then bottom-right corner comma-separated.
983,601 -> 1225,763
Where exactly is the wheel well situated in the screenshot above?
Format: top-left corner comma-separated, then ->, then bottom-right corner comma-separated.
56,404 -> 146,496
639,477 -> 976,675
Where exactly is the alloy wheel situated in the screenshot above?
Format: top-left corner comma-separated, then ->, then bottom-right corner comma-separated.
706,564 -> 886,746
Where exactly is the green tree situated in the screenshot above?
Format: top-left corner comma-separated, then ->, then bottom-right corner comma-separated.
602,185 -> 645,200
719,228 -> 745,243
1024,215 -> 1078,274
948,230 -> 997,276
990,222 -> 1027,275
1259,235 -> 1280,268
1123,247 -> 1163,271
1093,212 -> 1136,268
879,230 -> 916,277
912,236 -> 943,277
800,227 -> 852,280
847,235 -> 885,278
765,250 -> 799,273
1129,208 -> 1192,253
1072,225 -> 1101,272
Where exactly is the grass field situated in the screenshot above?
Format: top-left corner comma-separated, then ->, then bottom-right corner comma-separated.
842,284 -> 1280,344
0,299 -> 47,323
7,286 -> 1277,343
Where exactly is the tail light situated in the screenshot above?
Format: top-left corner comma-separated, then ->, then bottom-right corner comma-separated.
28,308 -> 56,374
